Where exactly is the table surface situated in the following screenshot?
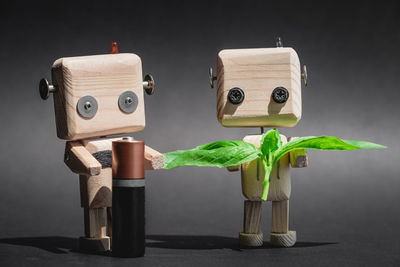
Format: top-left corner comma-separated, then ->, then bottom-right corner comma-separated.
0,233 -> 399,267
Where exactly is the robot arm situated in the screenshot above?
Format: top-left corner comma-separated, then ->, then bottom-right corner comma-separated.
144,145 -> 164,170
288,137 -> 308,168
64,141 -> 102,176
226,165 -> 240,172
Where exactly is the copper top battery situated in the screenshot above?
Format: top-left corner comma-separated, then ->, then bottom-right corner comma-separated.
112,139 -> 145,180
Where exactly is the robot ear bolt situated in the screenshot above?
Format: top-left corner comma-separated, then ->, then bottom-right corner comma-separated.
272,87 -> 289,104
39,78 -> 56,100
143,74 -> 155,95
228,87 -> 245,104
301,65 -> 308,86
209,67 -> 217,88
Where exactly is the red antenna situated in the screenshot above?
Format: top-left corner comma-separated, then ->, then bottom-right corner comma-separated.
111,42 -> 119,54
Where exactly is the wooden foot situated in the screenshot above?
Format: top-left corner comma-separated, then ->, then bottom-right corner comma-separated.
79,236 -> 110,252
270,231 -> 296,247
239,200 -> 263,247
81,207 -> 110,252
239,232 -> 263,247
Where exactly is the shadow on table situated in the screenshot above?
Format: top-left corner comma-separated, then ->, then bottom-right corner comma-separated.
0,236 -> 77,254
0,235 -> 337,254
146,235 -> 337,251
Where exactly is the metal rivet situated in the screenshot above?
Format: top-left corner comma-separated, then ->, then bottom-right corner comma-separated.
271,87 -> 289,104
228,87 -> 245,104
118,91 -> 138,113
77,96 -> 98,119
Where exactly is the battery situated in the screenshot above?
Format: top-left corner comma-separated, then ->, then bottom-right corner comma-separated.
112,139 -> 145,258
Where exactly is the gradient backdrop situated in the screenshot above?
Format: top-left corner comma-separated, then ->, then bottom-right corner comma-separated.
0,0 -> 399,266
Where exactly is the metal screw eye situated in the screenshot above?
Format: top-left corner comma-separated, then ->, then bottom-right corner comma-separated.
228,87 -> 245,104
118,91 -> 138,113
271,87 -> 289,104
77,96 -> 98,119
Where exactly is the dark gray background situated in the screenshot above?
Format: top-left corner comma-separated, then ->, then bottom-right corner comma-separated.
0,0 -> 399,266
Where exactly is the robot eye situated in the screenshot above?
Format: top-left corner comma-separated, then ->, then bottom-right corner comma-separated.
118,91 -> 138,113
228,87 -> 245,104
271,87 -> 289,104
77,95 -> 98,119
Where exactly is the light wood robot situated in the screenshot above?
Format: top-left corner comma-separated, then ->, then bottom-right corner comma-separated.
39,44 -> 164,252
209,39 -> 308,247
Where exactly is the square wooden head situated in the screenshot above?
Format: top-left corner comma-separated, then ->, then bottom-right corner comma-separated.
216,47 -> 302,127
51,53 -> 145,140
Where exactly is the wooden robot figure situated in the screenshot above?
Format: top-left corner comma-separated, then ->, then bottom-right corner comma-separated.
39,43 -> 164,252
209,38 -> 308,247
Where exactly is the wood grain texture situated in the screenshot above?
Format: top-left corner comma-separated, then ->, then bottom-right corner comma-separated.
81,136 -> 130,154
51,53 -> 145,140
83,208 -> 107,238
270,231 -> 296,247
216,48 -> 302,128
288,137 -> 308,168
144,145 -> 164,170
243,200 -> 262,233
241,134 -> 291,201
79,168 -> 112,208
271,200 -> 289,233
64,141 -> 101,176
239,232 -> 264,247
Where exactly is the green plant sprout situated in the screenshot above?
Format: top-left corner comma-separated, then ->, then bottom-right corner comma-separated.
163,129 -> 386,200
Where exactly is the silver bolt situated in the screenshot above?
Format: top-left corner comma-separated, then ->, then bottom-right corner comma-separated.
84,101 -> 92,111
276,37 -> 283,48
209,67 -> 217,88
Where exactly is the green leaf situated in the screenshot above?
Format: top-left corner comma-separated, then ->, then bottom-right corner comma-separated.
260,135 -> 386,200
273,136 -> 386,167
260,129 -> 282,164
163,140 -> 261,169
259,129 -> 282,200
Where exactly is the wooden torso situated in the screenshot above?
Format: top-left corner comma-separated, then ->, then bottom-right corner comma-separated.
241,134 -> 291,202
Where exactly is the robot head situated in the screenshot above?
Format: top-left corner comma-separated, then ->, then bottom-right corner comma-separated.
214,44 -> 306,128
40,51 -> 154,140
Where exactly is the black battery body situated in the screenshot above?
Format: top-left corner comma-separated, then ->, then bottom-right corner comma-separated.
112,182 -> 145,257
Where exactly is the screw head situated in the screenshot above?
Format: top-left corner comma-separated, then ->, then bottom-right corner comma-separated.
271,87 -> 289,103
125,97 -> 133,105
84,101 -> 92,110
228,87 -> 245,104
